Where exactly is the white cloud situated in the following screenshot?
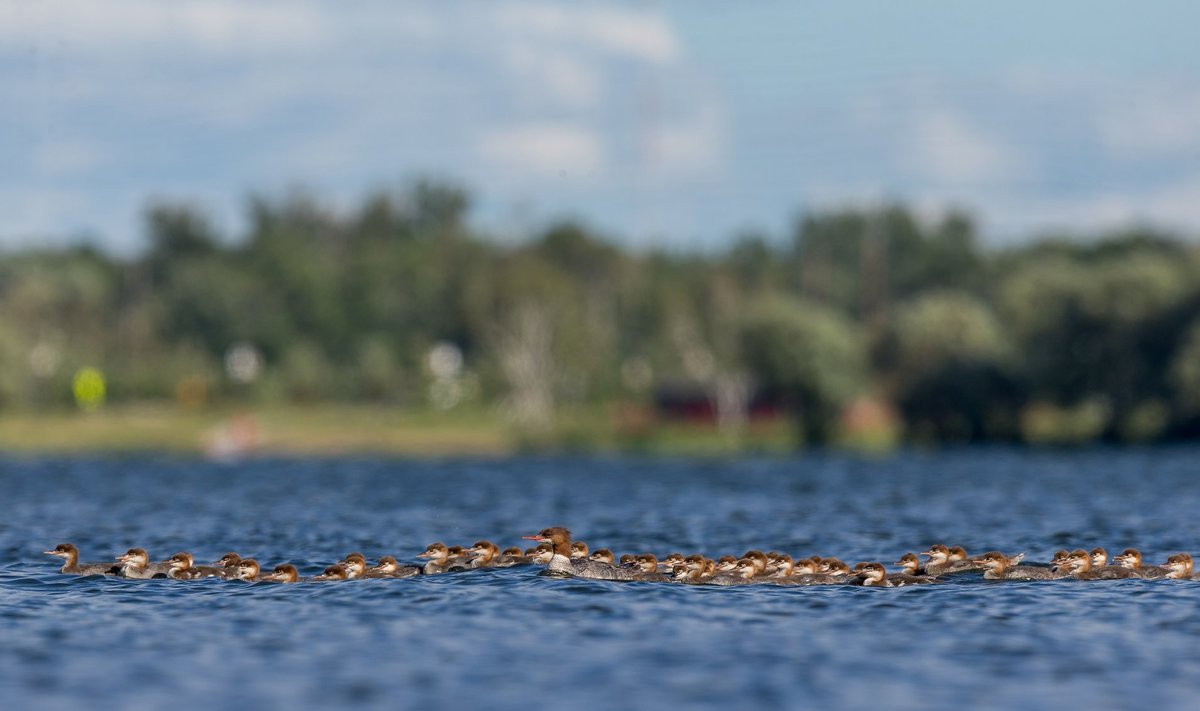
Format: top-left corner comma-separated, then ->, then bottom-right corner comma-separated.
477,123 -> 605,178
906,108 -> 1027,185
645,99 -> 726,180
493,2 -> 679,64
0,0 -> 332,55
501,44 -> 602,109
31,139 -> 111,175
1098,86 -> 1200,155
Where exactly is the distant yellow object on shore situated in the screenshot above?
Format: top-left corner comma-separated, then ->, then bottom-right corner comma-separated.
73,367 -> 106,412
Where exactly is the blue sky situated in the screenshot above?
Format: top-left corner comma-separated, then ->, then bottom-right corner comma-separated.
3,1 -> 1199,253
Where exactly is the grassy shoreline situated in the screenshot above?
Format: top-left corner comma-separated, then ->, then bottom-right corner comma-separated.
0,404 -> 799,457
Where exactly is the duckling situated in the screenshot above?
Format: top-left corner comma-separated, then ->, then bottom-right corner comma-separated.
260,564 -> 300,583
43,544 -> 119,576
497,547 -> 531,567
970,551 -> 1064,580
1162,553 -> 1199,580
313,563 -> 350,581
588,548 -> 615,566
1111,549 -> 1170,579
363,556 -> 420,579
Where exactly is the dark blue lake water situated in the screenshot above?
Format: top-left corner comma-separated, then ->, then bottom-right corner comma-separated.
3,449 -> 1200,710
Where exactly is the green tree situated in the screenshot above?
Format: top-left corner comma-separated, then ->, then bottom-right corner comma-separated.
741,297 -> 866,444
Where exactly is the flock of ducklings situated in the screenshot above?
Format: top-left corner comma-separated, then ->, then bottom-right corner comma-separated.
43,538 -> 1200,586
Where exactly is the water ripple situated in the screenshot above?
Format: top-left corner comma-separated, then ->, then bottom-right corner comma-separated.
3,449 -> 1200,710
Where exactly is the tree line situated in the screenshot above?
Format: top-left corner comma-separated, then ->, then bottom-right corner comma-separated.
3,181 -> 1199,446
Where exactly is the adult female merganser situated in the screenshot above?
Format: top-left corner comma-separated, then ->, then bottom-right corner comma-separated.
970,551 -> 1064,580
364,556 -> 420,578
260,564 -> 300,583
521,528 -> 637,580
1111,549 -> 1169,579
1162,553 -> 1198,580
43,544 -> 119,576
116,548 -> 171,579
588,549 -> 615,565
569,541 -> 589,560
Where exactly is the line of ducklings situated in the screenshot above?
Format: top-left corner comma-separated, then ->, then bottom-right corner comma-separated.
43,539 -> 1200,586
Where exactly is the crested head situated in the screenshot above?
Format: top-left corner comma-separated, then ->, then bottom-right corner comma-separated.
1090,547 -> 1108,566
45,543 -> 78,558
523,527 -> 572,555
529,527 -> 571,543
